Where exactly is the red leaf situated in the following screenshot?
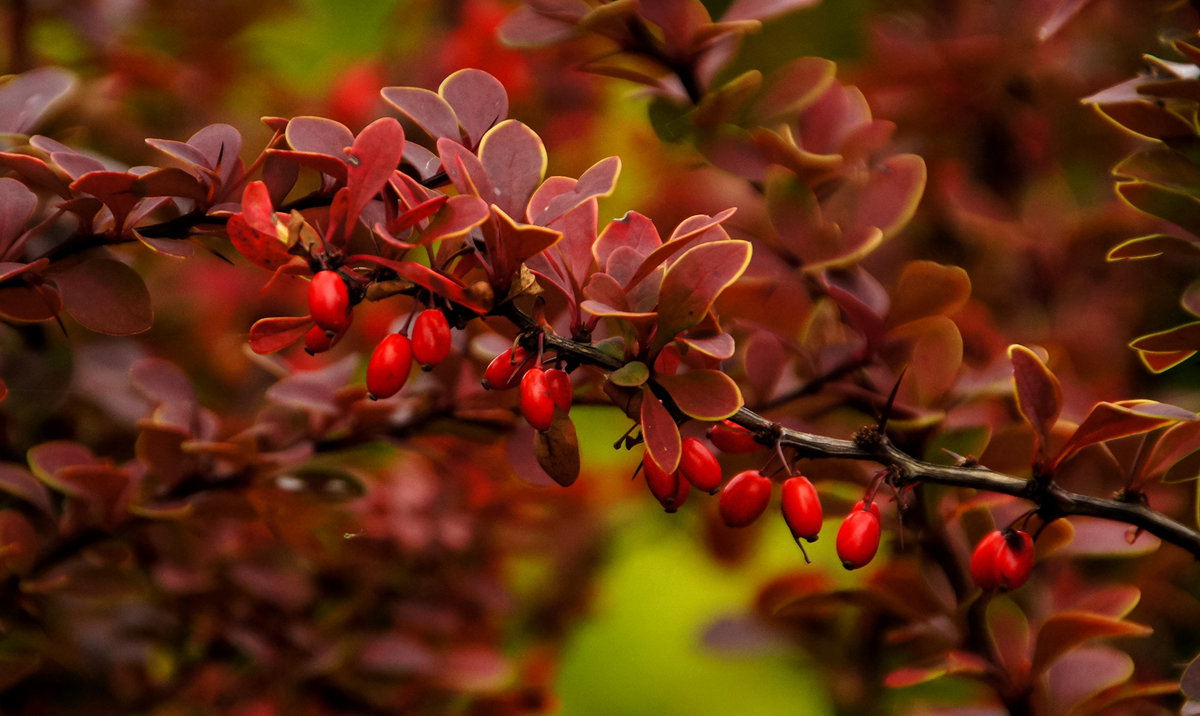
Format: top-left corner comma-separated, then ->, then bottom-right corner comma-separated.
439,69 -> 508,148
1107,234 -> 1200,261
346,117 -> 404,230
70,171 -> 139,231
1050,400 -> 1196,471
1008,344 -> 1062,462
134,167 -> 209,202
656,370 -> 743,421
226,214 -> 292,271
249,315 -> 314,354
654,240 -> 751,352
44,257 -> 152,335
478,119 -> 547,220
416,195 -> 490,245
887,260 -> 971,328
0,463 -> 54,517
346,255 -> 490,313
594,210 -> 662,270
0,151 -> 72,198
492,206 -> 561,282
1031,612 -> 1152,677
884,650 -> 991,688
627,208 -> 737,290
641,388 -> 681,473
27,440 -> 94,485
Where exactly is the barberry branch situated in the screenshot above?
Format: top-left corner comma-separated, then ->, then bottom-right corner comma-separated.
497,302 -> 1200,559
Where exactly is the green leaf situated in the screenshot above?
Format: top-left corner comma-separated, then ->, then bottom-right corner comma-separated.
1117,181 -> 1200,238
653,240 -> 751,353
610,361 -> 649,387
656,370 -> 743,421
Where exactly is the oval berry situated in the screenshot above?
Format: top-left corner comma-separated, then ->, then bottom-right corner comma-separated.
366,333 -> 413,400
482,347 -> 530,390
543,368 -> 572,413
836,500 -> 881,570
994,529 -> 1035,591
411,309 -> 451,369
520,367 -> 555,431
643,456 -> 689,512
708,419 -> 760,454
309,270 -> 351,335
969,530 -> 1007,591
679,437 -> 722,493
304,322 -> 346,355
781,475 -> 823,543
719,470 -> 772,527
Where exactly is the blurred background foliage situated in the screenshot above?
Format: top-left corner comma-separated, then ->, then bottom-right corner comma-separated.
5,0 -> 1200,714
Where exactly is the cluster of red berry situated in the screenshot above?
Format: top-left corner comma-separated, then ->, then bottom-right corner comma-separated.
630,418 -> 891,571
481,346 -> 573,431
305,268 -> 456,400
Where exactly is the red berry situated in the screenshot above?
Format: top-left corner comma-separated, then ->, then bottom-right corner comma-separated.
366,333 -> 412,400
781,475 -> 823,543
643,456 -> 689,512
543,368 -> 572,413
719,470 -> 772,527
519,367 -> 555,431
836,500 -> 881,570
994,530 -> 1035,591
482,347 -> 530,390
309,270 -> 351,335
411,309 -> 451,369
304,322 -> 347,355
708,419 -> 760,454
969,530 -> 1007,590
679,437 -> 722,493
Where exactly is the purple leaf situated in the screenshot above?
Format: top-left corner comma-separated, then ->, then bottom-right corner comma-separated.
478,119 -> 547,220
0,152 -> 71,198
529,156 -> 621,226
285,116 -> 354,158
0,178 -> 37,259
44,257 -> 153,335
0,463 -> 54,517
437,138 -> 496,203
131,357 -> 196,406
382,86 -> 461,142
0,67 -> 75,134
498,2 -> 589,47
440,69 -> 509,148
